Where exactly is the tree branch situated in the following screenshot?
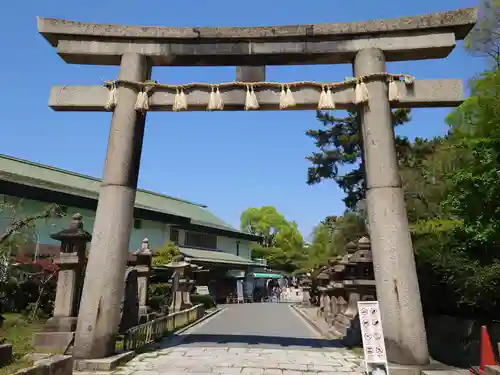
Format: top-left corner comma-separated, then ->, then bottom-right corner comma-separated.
0,204 -> 62,245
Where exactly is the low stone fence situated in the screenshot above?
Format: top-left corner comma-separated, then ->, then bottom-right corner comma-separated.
123,304 -> 205,351
12,355 -> 72,375
426,314 -> 500,368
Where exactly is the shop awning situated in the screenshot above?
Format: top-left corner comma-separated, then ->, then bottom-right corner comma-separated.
179,247 -> 258,267
252,273 -> 282,279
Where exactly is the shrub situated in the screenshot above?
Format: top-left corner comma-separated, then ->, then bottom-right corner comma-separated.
148,283 -> 171,312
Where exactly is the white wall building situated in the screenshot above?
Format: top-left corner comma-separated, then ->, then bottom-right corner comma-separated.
0,154 -> 261,265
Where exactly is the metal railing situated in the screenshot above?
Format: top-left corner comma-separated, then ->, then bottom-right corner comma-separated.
123,304 -> 205,351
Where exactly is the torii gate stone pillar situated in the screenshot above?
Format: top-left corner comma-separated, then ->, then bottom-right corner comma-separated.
354,48 -> 428,364
36,6 -> 477,363
72,53 -> 151,358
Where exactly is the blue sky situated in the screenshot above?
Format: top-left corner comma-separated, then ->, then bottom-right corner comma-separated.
0,0 -> 486,239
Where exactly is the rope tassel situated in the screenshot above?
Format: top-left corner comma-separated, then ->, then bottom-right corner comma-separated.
318,85 -> 335,110
105,83 -> 117,111
244,85 -> 259,110
404,75 -> 414,85
134,89 -> 150,112
388,78 -> 400,102
279,85 -> 296,109
354,79 -> 369,105
173,88 -> 188,111
207,86 -> 223,110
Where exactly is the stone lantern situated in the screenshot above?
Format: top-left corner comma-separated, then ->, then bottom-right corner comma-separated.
165,255 -> 191,313
331,236 -> 376,341
33,213 -> 91,352
299,275 -> 312,304
132,238 -> 153,321
51,213 -> 91,321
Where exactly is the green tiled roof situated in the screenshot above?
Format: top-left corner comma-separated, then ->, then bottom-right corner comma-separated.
179,247 -> 258,266
0,154 -> 241,234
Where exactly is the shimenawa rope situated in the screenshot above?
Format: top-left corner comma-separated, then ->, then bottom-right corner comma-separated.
102,73 -> 414,112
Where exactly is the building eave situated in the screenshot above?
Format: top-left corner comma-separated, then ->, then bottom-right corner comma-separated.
0,154 -> 261,241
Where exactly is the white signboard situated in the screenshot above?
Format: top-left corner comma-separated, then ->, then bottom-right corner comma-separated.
358,301 -> 390,375
196,286 -> 210,295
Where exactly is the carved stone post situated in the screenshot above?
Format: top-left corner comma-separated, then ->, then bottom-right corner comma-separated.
300,278 -> 311,305
33,213 -> 91,352
181,279 -> 194,309
73,52 -> 152,359
353,48 -> 429,365
166,257 -> 190,313
133,238 -> 152,314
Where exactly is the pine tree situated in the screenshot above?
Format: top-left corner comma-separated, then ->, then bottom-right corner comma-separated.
306,109 -> 412,210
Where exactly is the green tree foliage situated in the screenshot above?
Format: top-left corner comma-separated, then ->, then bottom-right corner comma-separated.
151,241 -> 181,267
240,206 -> 305,272
444,70 -> 500,251
399,137 -> 464,223
306,109 -> 412,210
302,223 -> 336,272
299,212 -> 368,274
407,70 -> 500,318
327,212 -> 367,249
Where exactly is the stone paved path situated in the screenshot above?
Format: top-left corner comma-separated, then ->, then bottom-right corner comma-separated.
111,304 -> 364,375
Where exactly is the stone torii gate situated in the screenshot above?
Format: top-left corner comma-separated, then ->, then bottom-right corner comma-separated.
37,7 -> 476,364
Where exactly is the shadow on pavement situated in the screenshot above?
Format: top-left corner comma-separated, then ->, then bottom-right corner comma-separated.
159,333 -> 345,349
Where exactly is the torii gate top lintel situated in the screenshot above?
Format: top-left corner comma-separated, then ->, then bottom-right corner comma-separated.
37,7 -> 477,66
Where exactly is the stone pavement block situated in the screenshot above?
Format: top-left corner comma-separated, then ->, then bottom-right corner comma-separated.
186,367 -> 215,373
140,353 -> 159,359
127,362 -> 154,370
263,369 -> 283,375
160,350 -> 186,356
177,359 -> 205,367
309,365 -> 345,372
337,360 -> 357,367
213,366 -> 243,374
305,352 -> 328,357
277,363 -> 308,371
241,362 -> 268,368
171,347 -> 190,352
241,368 -> 265,375
310,359 -> 342,366
229,348 -> 251,354
338,367 -> 358,372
